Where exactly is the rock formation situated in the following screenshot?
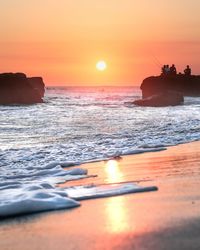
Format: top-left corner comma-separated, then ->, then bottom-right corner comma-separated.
133,91 -> 184,107
28,77 -> 45,98
0,73 -> 45,104
141,74 -> 200,98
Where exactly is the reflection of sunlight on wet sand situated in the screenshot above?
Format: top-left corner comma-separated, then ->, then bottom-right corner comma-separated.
105,160 -> 124,183
105,161 -> 131,233
106,196 -> 131,233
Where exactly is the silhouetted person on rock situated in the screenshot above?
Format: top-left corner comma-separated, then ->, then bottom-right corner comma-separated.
161,65 -> 166,75
184,65 -> 191,76
170,64 -> 177,76
161,65 -> 170,75
165,65 -> 170,75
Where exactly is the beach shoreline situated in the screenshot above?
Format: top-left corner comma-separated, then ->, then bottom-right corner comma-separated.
1,141 -> 200,250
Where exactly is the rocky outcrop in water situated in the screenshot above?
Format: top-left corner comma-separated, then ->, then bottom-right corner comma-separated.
141,74 -> 200,98
28,77 -> 45,98
133,91 -> 184,107
0,73 -> 45,104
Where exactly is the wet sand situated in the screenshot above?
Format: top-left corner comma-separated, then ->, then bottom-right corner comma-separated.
1,141 -> 200,250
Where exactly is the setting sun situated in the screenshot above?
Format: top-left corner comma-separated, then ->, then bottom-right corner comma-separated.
96,60 -> 107,71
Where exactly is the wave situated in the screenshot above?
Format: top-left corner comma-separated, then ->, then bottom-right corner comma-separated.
0,87 -> 200,217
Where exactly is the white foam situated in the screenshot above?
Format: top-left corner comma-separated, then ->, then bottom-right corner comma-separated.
0,181 -> 158,217
0,184 -> 80,217
0,87 -> 199,217
121,147 -> 167,156
66,182 -> 158,200
0,165 -> 89,217
44,161 -> 80,169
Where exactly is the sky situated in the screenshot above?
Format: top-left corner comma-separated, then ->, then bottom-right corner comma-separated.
0,0 -> 200,86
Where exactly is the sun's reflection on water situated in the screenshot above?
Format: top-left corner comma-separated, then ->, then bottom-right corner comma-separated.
105,196 -> 131,233
104,160 -> 132,233
105,160 -> 123,183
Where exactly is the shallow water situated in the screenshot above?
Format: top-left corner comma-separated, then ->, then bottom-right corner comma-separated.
0,86 -> 200,217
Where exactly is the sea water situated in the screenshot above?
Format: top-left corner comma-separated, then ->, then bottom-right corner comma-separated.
0,86 -> 200,217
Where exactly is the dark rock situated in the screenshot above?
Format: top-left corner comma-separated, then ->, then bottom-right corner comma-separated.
141,74 -> 200,98
28,77 -> 45,98
0,73 -> 45,104
133,91 -> 184,107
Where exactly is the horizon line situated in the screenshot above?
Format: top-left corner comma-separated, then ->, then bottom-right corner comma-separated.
45,84 -> 140,88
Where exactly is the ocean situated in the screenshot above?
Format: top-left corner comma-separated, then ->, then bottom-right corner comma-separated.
0,86 -> 200,217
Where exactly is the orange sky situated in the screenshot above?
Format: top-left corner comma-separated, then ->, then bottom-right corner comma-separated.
0,0 -> 200,86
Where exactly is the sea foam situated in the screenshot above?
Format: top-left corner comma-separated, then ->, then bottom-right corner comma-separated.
0,87 -> 200,217
0,181 -> 158,217
0,183 -> 80,217
0,163 -> 89,217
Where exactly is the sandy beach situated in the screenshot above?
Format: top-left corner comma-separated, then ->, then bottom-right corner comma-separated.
1,141 -> 200,250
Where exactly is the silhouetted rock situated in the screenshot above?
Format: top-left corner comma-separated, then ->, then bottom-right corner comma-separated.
28,77 -> 45,98
141,74 -> 200,98
133,91 -> 184,107
0,73 -> 45,104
